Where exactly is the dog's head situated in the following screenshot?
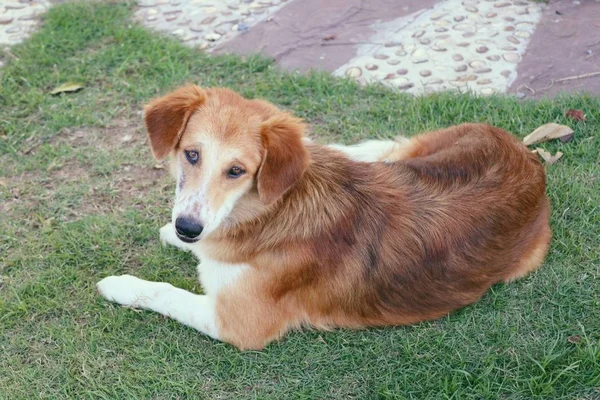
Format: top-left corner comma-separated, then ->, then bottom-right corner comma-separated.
144,85 -> 309,242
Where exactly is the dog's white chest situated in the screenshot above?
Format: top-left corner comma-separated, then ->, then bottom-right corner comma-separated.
196,256 -> 249,296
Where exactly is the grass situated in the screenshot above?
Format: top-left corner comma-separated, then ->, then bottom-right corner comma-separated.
1,2 -> 599,399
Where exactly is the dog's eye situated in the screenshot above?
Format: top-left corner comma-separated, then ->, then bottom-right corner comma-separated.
185,150 -> 199,165
227,166 -> 246,179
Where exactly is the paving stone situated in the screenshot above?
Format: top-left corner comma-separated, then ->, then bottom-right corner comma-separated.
345,67 -> 362,78
469,60 -> 486,68
205,32 -> 221,41
503,52 -> 520,63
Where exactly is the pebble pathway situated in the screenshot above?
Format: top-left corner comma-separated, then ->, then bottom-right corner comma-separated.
133,0 -> 289,51
0,1 -> 50,47
334,0 -> 544,95
0,0 -> 551,97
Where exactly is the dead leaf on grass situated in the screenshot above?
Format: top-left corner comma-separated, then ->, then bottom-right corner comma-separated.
565,109 -> 586,122
534,147 -> 563,165
523,123 -> 574,146
50,82 -> 84,95
567,335 -> 581,344
153,164 -> 165,170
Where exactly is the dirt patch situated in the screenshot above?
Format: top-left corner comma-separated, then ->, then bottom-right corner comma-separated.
1,120 -> 174,223
51,117 -> 147,150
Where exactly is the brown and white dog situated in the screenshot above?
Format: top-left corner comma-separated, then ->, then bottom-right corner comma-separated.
97,85 -> 551,350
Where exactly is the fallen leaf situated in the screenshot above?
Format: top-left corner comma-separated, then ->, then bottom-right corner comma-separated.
535,148 -> 550,161
322,34 -> 337,41
50,82 -> 84,95
121,134 -> 133,143
551,151 -> 564,164
567,335 -> 581,344
523,123 -> 574,146
535,147 -> 563,165
153,164 -> 165,170
565,109 -> 586,121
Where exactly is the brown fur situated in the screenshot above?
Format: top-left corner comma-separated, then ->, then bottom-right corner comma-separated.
257,115 -> 309,205
145,85 -> 206,159
145,85 -> 551,350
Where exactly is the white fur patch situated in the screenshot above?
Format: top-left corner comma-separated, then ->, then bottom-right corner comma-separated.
328,138 -> 408,162
196,255 -> 250,297
159,223 -> 249,296
97,274 -> 220,340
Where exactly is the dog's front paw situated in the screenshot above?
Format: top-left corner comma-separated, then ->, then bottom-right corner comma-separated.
97,274 -> 162,308
160,223 -> 175,247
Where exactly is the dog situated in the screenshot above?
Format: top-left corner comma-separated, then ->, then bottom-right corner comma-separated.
97,85 -> 551,350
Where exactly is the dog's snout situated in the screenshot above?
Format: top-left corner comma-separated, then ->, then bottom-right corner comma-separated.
175,216 -> 203,242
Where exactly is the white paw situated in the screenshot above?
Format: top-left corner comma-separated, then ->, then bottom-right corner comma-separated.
159,223 -> 175,247
97,274 -> 169,308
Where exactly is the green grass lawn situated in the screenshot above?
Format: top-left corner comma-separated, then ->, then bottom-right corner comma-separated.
1,2 -> 599,399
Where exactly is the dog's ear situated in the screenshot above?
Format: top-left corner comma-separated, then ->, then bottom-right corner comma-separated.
144,85 -> 206,159
257,114 -> 309,206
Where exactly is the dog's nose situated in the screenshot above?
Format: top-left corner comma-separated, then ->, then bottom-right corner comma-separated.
175,216 -> 203,241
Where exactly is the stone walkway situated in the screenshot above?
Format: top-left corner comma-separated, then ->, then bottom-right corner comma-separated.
1,0 -> 599,98
330,0 -> 544,96
133,0 -> 288,50
0,1 -> 50,49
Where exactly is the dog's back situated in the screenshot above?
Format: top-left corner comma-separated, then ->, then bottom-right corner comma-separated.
282,123 -> 550,328
379,124 -> 549,322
